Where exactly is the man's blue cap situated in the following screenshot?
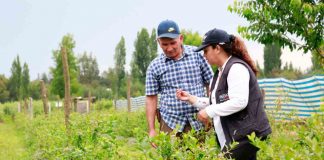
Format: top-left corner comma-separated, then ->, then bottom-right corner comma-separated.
157,20 -> 180,39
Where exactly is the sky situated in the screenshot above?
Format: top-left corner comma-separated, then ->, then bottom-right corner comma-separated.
0,0 -> 312,80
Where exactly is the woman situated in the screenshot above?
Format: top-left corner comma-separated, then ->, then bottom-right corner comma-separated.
176,28 -> 271,160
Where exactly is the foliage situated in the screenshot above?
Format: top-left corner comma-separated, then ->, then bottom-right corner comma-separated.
149,29 -> 158,59
131,28 -> 157,94
41,72 -> 49,84
181,29 -> 202,47
77,84 -> 113,100
256,61 -> 265,78
264,42 -> 282,77
0,98 -> 322,159
92,99 -> 113,110
29,80 -> 41,100
77,52 -> 100,84
50,34 -> 80,99
21,63 -> 30,100
114,37 -> 127,99
8,55 -> 22,101
101,68 -> 117,98
130,79 -> 145,97
0,74 -> 10,103
249,115 -> 324,159
229,0 -> 323,57
311,47 -> 324,74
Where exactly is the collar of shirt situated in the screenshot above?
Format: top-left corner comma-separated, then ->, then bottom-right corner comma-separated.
219,55 -> 232,73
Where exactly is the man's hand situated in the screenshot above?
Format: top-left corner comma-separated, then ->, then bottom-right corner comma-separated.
148,129 -> 158,148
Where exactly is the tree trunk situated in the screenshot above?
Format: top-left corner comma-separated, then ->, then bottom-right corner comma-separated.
40,80 -> 49,117
127,76 -> 131,112
61,47 -> 71,133
88,91 -> 91,113
29,97 -> 33,119
24,99 -> 27,114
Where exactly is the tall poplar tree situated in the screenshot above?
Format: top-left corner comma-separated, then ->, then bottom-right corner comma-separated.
130,28 -> 158,96
264,42 -> 282,77
0,75 -> 9,103
77,52 -> 100,84
8,55 -> 22,101
114,36 -> 126,98
50,34 -> 79,98
21,63 -> 30,100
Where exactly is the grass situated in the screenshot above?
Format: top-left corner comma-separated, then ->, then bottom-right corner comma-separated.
0,121 -> 28,160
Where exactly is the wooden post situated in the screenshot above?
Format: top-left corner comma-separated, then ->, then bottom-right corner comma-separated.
127,76 -> 131,112
88,91 -> 91,113
48,102 -> 51,114
24,99 -> 27,114
17,102 -> 21,113
40,80 -> 49,117
29,97 -> 33,119
61,47 -> 71,133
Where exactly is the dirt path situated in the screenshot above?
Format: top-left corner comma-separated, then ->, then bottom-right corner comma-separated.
0,122 -> 28,159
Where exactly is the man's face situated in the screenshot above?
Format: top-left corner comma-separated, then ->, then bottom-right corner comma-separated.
158,35 -> 183,60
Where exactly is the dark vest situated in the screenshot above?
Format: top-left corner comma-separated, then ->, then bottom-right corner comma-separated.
210,56 -> 271,146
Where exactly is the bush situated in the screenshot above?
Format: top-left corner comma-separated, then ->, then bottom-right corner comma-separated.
3,105 -> 13,116
93,99 -> 113,110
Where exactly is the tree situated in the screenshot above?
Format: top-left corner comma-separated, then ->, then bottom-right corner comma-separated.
229,0 -> 323,57
131,28 -> 158,95
50,34 -> 79,98
149,29 -> 158,59
21,63 -> 30,100
311,46 -> 324,73
114,37 -> 126,98
272,62 -> 303,80
29,80 -> 41,100
77,52 -> 100,84
181,29 -> 202,46
0,75 -> 9,103
264,42 -> 282,77
102,68 -> 117,91
41,73 -> 49,84
8,55 -> 22,101
256,61 -> 265,78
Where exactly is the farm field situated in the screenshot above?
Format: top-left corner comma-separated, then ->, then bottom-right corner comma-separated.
0,100 -> 323,160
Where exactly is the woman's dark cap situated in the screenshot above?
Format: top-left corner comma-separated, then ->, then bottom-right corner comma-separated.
195,28 -> 231,52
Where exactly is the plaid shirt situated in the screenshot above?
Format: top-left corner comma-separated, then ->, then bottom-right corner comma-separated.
146,45 -> 213,131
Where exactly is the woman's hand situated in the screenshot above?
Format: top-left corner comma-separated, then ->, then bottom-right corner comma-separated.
197,109 -> 210,124
176,89 -> 191,101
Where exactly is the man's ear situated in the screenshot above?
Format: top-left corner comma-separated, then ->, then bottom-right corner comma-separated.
179,34 -> 184,42
157,38 -> 161,46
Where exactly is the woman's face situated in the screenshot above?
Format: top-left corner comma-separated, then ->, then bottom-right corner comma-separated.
203,45 -> 219,65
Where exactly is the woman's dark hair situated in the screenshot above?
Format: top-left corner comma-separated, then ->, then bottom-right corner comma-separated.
211,35 -> 258,75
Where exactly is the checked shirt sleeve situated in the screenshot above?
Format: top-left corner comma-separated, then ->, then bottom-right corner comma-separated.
145,64 -> 159,96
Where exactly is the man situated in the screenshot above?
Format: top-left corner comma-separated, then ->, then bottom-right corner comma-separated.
145,20 -> 213,144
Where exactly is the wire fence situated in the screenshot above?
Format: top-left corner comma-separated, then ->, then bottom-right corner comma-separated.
116,75 -> 324,118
